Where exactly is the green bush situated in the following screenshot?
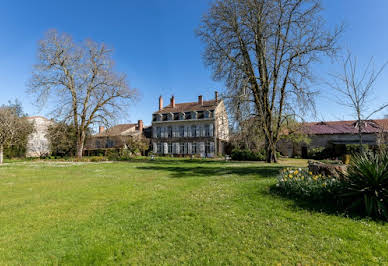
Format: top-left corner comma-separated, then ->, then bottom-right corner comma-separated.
308,147 -> 335,160
231,149 -> 265,161
339,151 -> 388,219
107,149 -> 134,161
345,144 -> 370,155
275,168 -> 341,201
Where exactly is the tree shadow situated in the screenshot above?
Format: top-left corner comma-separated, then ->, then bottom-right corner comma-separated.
268,185 -> 386,223
136,164 -> 282,179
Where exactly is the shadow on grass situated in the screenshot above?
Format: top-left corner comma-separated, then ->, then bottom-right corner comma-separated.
136,164 -> 282,179
268,185 -> 386,222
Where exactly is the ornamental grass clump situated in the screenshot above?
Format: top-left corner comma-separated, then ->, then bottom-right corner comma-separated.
340,151 -> 388,220
276,168 -> 341,201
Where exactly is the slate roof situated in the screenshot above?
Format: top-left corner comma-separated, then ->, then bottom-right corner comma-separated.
302,119 -> 388,135
153,100 -> 218,114
94,124 -> 138,137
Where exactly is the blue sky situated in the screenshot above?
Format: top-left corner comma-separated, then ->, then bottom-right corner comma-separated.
1,0 -> 388,126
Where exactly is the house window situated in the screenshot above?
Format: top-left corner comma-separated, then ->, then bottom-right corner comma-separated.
167,126 -> 172,138
204,111 -> 209,118
156,127 -> 161,138
179,113 -> 185,120
157,143 -> 162,153
168,143 -> 172,154
179,126 -> 184,137
192,143 -> 197,154
204,124 -> 210,137
180,143 -> 184,154
205,142 -> 211,154
106,138 -> 114,148
191,125 -> 196,137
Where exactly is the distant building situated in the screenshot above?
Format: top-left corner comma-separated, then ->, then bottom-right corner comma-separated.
151,92 -> 229,157
84,120 -> 149,155
278,119 -> 388,158
26,116 -> 54,157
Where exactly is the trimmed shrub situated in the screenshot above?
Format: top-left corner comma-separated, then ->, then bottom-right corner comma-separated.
231,149 -> 265,161
339,151 -> 388,219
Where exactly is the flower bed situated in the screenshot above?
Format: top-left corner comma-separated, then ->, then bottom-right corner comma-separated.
276,168 -> 341,201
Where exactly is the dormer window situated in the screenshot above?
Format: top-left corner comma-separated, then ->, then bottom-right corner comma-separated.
168,112 -> 174,121
154,114 -> 162,121
179,112 -> 185,120
204,111 -> 210,118
192,111 -> 197,119
185,112 -> 191,120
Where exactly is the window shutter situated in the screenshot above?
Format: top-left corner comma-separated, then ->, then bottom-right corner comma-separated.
200,142 -> 205,153
187,126 -> 191,137
188,142 -> 192,154
153,128 -> 156,138
163,142 -> 168,154
196,126 -> 200,137
175,143 -> 180,154
184,126 -> 188,137
209,124 -> 214,137
153,142 -> 157,153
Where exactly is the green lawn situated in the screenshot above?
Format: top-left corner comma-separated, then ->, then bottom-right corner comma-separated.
0,159 -> 387,265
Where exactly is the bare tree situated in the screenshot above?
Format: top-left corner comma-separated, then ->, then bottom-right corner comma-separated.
0,106 -> 33,164
28,30 -> 137,158
197,0 -> 341,162
328,52 -> 388,147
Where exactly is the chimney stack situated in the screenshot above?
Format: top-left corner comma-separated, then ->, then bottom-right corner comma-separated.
159,96 -> 163,111
99,126 -> 105,134
138,120 -> 143,132
198,95 -> 203,105
215,91 -> 218,102
170,96 -> 175,108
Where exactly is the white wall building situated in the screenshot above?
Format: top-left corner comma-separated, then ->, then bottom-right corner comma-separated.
26,116 -> 53,157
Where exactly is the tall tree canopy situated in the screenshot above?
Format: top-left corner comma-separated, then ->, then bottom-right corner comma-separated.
0,101 -> 33,164
197,0 -> 341,162
29,30 -> 137,158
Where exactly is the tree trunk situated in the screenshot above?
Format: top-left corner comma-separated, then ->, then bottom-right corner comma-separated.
265,137 -> 278,163
0,144 -> 3,164
76,131 -> 85,158
358,119 -> 364,152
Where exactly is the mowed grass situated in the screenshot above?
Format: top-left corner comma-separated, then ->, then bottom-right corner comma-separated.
0,159 -> 387,265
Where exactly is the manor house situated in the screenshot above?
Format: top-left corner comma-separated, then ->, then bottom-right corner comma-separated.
151,92 -> 229,157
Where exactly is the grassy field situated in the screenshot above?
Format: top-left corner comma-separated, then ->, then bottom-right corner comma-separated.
0,159 -> 387,265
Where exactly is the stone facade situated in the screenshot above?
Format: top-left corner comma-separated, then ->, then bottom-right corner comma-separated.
26,116 -> 53,157
84,120 -> 146,152
151,92 -> 229,157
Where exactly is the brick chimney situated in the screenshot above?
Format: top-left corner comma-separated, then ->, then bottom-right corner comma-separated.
170,96 -> 175,108
215,91 -> 218,102
159,96 -> 163,111
99,126 -> 105,134
198,95 -> 203,105
137,120 -> 143,132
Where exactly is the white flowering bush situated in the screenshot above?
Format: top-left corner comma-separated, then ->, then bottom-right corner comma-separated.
276,168 -> 341,201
